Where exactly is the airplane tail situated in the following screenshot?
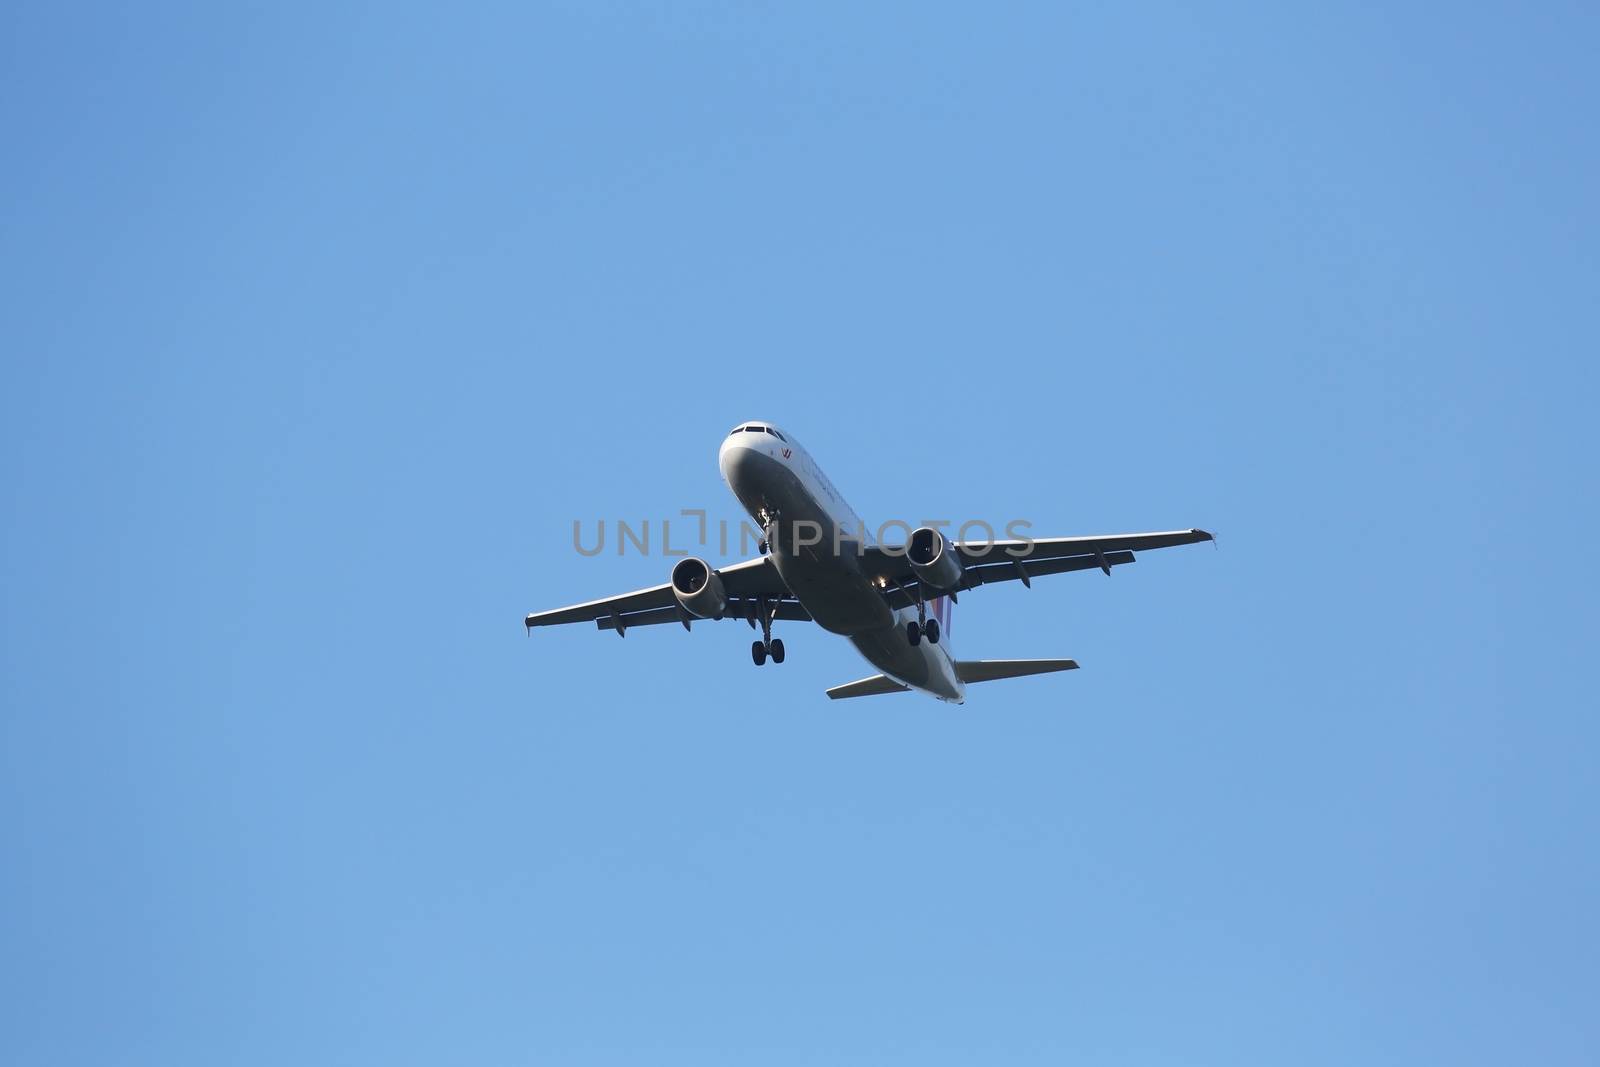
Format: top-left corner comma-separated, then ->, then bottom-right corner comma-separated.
825,658 -> 1079,700
928,594 -> 953,643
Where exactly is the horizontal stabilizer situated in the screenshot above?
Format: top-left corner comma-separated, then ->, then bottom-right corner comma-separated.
825,659 -> 1080,700
955,659 -> 1079,683
825,674 -> 911,700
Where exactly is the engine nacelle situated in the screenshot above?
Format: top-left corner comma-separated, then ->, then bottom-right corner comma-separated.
907,526 -> 963,591
671,557 -> 729,619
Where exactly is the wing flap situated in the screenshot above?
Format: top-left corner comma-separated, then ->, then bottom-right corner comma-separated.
596,599 -> 813,633
526,582 -> 675,628
957,528 -> 1212,566
859,528 -> 1207,600
872,551 -> 1131,608
958,550 -> 1134,593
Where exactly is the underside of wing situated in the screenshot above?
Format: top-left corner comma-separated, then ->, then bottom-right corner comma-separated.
859,528 -> 1210,604
595,599 -> 812,633
956,528 -> 1214,568
524,554 -> 795,634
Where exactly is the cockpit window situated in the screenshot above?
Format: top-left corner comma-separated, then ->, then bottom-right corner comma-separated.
765,427 -> 786,442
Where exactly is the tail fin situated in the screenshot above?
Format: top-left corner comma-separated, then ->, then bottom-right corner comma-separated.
929,594 -> 953,642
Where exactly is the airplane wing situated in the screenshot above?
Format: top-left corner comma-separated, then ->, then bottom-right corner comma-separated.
955,528 -> 1214,567
862,528 -> 1212,607
524,554 -> 796,635
527,529 -> 1213,632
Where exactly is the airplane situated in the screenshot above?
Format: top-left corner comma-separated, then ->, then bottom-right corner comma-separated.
524,421 -> 1212,702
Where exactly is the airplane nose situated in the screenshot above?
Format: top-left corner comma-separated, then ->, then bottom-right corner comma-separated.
719,439 -> 752,485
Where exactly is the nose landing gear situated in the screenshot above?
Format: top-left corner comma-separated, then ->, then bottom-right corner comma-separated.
755,508 -> 781,557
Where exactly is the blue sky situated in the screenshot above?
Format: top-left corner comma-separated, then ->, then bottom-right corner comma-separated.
2,3 -> 1596,1063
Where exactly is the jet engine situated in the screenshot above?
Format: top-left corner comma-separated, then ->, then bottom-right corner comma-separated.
671,557 -> 729,619
907,526 -> 963,591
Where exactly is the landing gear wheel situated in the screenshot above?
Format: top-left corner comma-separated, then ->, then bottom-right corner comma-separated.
758,539 -> 769,555
769,638 -> 785,664
752,640 -> 767,666
924,618 -> 940,644
906,621 -> 922,647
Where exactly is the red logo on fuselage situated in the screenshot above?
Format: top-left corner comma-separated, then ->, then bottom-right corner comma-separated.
782,448 -> 792,459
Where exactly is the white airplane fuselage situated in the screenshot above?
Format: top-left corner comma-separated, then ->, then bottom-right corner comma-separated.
718,424 -> 965,703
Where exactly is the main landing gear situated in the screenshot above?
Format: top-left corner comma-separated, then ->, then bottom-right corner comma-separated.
904,583 -> 940,647
750,596 -> 785,666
